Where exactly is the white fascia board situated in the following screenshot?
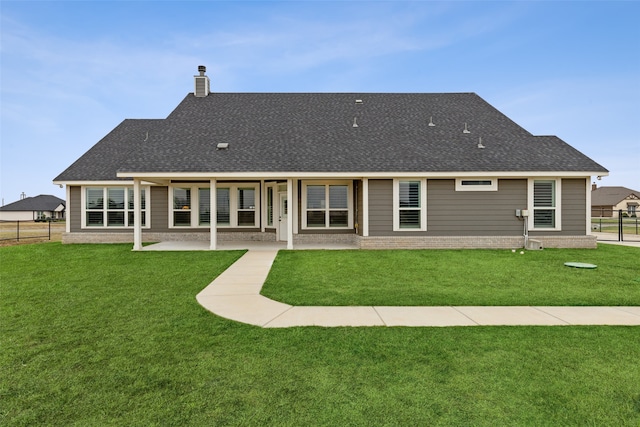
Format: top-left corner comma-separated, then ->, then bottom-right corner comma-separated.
116,171 -> 608,180
54,180 -> 161,186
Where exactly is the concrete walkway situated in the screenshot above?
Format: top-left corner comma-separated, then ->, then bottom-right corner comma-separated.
196,249 -> 640,328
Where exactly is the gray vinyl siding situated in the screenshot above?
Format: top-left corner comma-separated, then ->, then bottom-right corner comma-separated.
368,180 -> 393,235
356,180 -> 363,236
150,186 -> 169,232
69,186 -> 82,232
368,179 -> 528,236
561,178 -> 587,234
427,179 -> 527,236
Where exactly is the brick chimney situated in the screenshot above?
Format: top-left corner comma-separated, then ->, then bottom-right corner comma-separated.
194,65 -> 210,97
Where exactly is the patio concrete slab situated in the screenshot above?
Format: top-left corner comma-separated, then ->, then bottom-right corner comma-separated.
374,306 -> 479,327
265,306 -> 385,328
453,306 -> 569,326
535,306 -> 640,325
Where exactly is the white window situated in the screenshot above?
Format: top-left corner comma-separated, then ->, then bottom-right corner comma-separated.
455,178 -> 497,191
83,186 -> 148,228
529,179 -> 561,230
393,179 -> 427,231
216,188 -> 231,226
172,187 -> 192,226
237,187 -> 256,226
170,184 -> 259,228
302,181 -> 352,229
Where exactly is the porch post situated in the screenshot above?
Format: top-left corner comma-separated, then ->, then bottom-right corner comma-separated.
287,178 -> 293,249
260,180 -> 265,232
210,179 -> 217,250
362,178 -> 369,237
133,179 -> 142,251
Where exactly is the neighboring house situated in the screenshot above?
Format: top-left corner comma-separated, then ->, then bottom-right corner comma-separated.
0,195 -> 66,221
54,66 -> 608,250
591,185 -> 639,217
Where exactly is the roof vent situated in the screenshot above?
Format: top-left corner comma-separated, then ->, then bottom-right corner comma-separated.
355,99 -> 363,104
463,123 -> 470,134
428,116 -> 435,127
353,117 -> 359,128
216,142 -> 229,150
477,137 -> 485,149
194,65 -> 210,97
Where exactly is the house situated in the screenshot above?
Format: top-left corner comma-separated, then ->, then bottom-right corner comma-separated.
591,185 -> 639,217
0,194 -> 65,221
53,66 -> 608,250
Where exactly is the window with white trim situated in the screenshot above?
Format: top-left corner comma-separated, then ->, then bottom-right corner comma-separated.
216,188 -> 230,226
455,178 -> 497,191
302,181 -> 352,229
173,187 -> 192,226
170,184 -> 259,228
237,187 -> 256,226
198,188 -> 210,226
530,179 -> 561,230
83,186 -> 147,228
393,179 -> 427,231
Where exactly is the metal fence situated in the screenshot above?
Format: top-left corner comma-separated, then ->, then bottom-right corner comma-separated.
591,210 -> 639,241
0,220 -> 55,242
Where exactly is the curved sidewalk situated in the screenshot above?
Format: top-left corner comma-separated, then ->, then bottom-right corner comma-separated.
196,250 -> 640,328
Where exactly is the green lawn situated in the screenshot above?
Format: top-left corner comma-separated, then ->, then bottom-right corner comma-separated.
2,243 -> 640,426
262,245 -> 640,306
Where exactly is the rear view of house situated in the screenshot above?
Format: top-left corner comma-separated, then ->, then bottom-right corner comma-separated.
54,66 -> 608,250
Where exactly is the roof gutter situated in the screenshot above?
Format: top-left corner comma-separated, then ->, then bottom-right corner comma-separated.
111,171 -> 609,180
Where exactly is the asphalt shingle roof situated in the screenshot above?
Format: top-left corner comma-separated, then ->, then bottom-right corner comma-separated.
55,92 -> 608,181
591,186 -> 639,206
0,195 -> 65,211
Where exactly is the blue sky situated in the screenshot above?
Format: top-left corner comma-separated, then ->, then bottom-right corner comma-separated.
1,1 -> 639,204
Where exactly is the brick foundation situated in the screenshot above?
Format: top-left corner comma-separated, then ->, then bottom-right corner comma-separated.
62,232 -> 597,249
62,231 -> 275,244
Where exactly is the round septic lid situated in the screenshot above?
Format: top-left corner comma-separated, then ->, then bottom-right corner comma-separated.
564,262 -> 597,269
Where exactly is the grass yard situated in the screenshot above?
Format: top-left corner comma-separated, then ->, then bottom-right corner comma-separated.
262,245 -> 640,306
2,243 -> 640,426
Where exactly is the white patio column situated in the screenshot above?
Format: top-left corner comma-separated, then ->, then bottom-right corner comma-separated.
362,178 -> 369,237
260,180 -> 265,232
210,179 -> 217,250
133,178 -> 142,251
287,178 -> 293,249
